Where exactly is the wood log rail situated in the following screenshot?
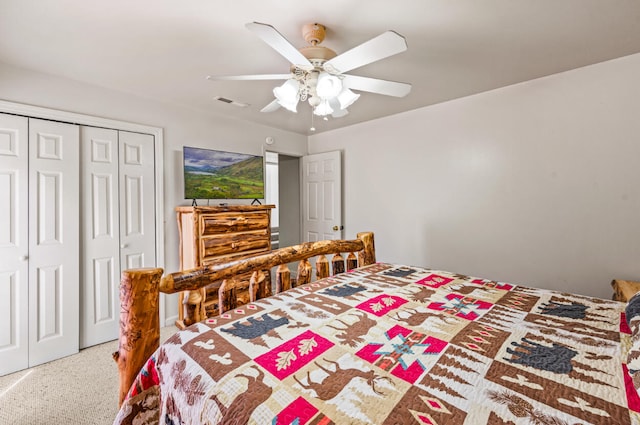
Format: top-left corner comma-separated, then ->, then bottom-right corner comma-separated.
113,231 -> 375,406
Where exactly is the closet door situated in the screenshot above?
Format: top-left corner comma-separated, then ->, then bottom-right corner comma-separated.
80,130 -> 156,348
0,113 -> 29,375
119,131 -> 156,269
28,118 -> 79,366
80,127 -> 120,348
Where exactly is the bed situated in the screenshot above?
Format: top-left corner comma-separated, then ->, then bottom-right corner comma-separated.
113,232 -> 640,424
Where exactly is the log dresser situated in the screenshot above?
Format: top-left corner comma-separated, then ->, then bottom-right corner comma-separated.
174,205 -> 275,328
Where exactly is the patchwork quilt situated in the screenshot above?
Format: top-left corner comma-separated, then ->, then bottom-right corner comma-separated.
114,263 -> 640,424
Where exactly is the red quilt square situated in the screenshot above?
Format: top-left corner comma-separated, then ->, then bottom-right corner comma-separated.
255,330 -> 334,380
356,294 -> 408,317
416,274 -> 454,288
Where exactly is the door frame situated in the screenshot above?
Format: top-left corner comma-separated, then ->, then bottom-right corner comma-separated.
262,146 -> 302,248
0,100 -> 167,323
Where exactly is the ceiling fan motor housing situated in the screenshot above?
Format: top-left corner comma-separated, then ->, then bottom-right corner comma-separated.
302,23 -> 326,45
299,23 -> 337,67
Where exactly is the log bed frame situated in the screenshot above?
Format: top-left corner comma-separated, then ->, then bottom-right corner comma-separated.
112,231 -> 376,405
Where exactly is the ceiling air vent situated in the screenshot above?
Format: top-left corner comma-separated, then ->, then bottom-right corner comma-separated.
213,96 -> 249,108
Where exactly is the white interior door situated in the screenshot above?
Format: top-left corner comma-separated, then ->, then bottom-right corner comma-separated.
302,150 -> 342,242
0,113 -> 29,375
28,118 -> 79,367
119,131 -> 156,270
80,127 -> 121,348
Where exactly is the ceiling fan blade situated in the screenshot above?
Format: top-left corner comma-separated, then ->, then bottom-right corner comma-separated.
260,99 -> 281,113
206,74 -> 291,81
323,31 -> 407,74
246,22 -> 313,71
342,75 -> 411,97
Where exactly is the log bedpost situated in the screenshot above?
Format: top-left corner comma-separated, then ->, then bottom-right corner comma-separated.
276,264 -> 291,293
316,255 -> 330,279
357,232 -> 376,266
113,267 -> 163,407
183,288 -> 205,327
346,252 -> 358,271
297,259 -> 312,286
249,271 -> 259,302
218,279 -> 237,314
331,253 -> 345,275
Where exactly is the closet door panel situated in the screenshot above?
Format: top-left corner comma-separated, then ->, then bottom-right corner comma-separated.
119,131 -> 156,269
80,127 -> 120,348
0,113 -> 29,375
28,118 -> 79,366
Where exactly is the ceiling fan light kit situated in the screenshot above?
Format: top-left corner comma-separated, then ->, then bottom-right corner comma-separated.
316,72 -> 342,98
337,88 -> 360,109
273,79 -> 300,112
207,21 -> 411,122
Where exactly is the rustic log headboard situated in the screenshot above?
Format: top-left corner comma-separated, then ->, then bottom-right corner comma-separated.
112,231 -> 376,405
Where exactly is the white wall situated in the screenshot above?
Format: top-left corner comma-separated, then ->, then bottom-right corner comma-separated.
309,53 -> 640,300
0,62 -> 307,322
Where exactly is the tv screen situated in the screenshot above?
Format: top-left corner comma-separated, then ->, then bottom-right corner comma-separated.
183,146 -> 265,200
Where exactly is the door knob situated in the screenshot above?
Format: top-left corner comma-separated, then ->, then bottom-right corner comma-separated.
332,225 -> 343,231
20,255 -> 28,261
120,243 -> 129,249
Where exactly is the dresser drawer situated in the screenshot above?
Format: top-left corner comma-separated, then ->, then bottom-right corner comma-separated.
200,212 -> 270,235
201,230 -> 270,259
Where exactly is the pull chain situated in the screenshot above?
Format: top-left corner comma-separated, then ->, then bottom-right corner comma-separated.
310,108 -> 316,132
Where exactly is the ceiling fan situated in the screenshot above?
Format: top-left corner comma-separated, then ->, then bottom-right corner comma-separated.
206,22 -> 411,119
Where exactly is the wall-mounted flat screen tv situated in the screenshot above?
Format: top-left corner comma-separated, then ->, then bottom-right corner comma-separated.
183,146 -> 265,200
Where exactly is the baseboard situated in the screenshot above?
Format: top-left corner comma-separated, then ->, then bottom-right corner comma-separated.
164,315 -> 178,328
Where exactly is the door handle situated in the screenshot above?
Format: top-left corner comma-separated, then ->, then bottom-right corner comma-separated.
20,255 -> 28,261
332,225 -> 344,231
120,243 -> 129,249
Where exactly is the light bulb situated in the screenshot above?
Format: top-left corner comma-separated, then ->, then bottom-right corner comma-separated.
313,99 -> 333,116
316,72 -> 342,99
329,98 -> 348,117
273,79 -> 299,112
337,88 -> 360,110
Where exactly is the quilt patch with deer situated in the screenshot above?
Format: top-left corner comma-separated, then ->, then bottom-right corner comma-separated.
114,263 -> 640,424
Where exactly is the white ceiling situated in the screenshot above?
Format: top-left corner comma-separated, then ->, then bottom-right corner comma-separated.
2,0 -> 640,135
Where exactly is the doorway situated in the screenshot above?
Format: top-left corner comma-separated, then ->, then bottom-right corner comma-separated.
265,152 -> 301,249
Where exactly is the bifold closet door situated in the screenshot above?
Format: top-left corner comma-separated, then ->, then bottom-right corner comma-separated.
0,113 -> 29,375
80,127 -> 121,348
28,118 -> 80,367
80,129 -> 156,348
119,131 -> 156,271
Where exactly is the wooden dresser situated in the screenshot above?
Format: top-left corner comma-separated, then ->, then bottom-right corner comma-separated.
175,205 -> 275,328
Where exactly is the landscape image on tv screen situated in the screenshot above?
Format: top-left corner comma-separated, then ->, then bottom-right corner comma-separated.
183,146 -> 264,200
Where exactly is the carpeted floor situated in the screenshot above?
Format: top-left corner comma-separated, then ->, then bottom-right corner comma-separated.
0,326 -> 177,425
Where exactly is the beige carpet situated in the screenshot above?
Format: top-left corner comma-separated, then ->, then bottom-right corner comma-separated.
0,326 -> 177,425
